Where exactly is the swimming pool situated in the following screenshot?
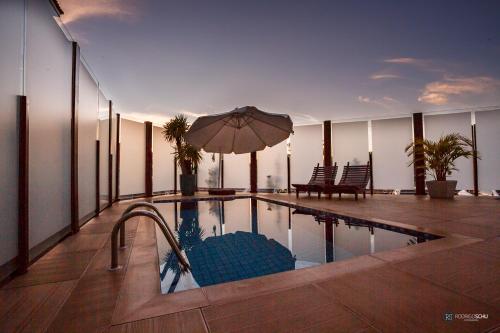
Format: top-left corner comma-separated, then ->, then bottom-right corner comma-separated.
153,197 -> 440,294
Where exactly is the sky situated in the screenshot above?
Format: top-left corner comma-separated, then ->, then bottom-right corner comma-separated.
59,0 -> 500,124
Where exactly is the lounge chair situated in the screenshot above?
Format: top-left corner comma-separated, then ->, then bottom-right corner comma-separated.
292,163 -> 338,199
323,162 -> 370,200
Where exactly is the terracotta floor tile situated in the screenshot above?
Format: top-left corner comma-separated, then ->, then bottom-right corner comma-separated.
316,266 -> 499,333
109,309 -> 207,333
420,221 -> 500,239
48,233 -> 109,255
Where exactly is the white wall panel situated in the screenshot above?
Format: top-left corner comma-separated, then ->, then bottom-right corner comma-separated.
120,119 -> 145,195
224,153 -> 250,190
98,91 -> 109,207
290,125 -> 323,184
78,63 -> 98,219
197,151 -> 219,189
26,0 -> 72,248
0,0 -> 24,265
332,121 -> 369,175
424,113 -> 473,189
476,109 -> 500,192
257,141 -> 287,190
111,111 -> 117,199
153,126 -> 175,192
372,118 -> 413,190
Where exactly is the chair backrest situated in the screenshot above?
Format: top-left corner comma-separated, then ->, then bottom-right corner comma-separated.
310,162 -> 338,185
338,162 -> 370,188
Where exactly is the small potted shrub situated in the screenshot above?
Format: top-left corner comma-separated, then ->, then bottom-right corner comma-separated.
405,133 -> 475,198
163,115 -> 202,196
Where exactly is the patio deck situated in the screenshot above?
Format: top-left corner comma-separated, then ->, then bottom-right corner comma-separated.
1,194 -> 499,332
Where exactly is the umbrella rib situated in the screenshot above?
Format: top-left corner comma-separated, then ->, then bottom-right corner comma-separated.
230,126 -> 237,153
199,122 -> 227,152
248,114 -> 292,133
188,115 -> 229,135
247,121 -> 268,147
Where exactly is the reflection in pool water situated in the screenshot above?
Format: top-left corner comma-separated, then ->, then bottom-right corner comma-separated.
154,198 -> 438,294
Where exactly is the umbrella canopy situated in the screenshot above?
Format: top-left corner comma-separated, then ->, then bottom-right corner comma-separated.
185,106 -> 293,154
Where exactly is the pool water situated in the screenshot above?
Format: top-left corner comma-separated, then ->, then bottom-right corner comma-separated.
153,197 -> 439,294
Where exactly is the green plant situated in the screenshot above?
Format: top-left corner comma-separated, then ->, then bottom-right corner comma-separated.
405,133 -> 475,181
162,115 -> 202,175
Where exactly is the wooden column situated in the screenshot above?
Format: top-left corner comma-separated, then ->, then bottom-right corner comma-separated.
472,124 -> 479,196
369,151 -> 374,195
107,101 -> 113,206
173,158 -> 177,194
412,113 -> 426,195
287,154 -> 291,193
95,140 -> 100,214
250,152 -> 257,193
323,120 -> 332,167
220,154 -> 224,188
145,121 -> 153,197
18,95 -> 29,274
115,113 -> 120,201
70,42 -> 80,233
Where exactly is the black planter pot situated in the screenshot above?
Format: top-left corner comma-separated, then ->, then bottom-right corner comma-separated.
180,174 -> 197,196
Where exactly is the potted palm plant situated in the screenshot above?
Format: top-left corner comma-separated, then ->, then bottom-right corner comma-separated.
405,133 -> 475,199
162,115 -> 202,196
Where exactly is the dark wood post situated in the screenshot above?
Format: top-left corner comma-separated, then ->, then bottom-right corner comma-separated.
18,95 -> 29,274
250,152 -> 257,193
145,121 -> 153,197
173,158 -> 178,194
323,120 -> 332,167
115,113 -> 120,201
220,154 -> 224,188
287,154 -> 291,193
108,101 -> 113,206
95,140 -> 100,214
412,113 -> 426,195
70,42 -> 80,233
472,123 -> 479,196
369,151 -> 374,195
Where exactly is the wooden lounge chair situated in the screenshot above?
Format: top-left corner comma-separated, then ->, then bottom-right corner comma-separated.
292,163 -> 338,199
323,162 -> 370,200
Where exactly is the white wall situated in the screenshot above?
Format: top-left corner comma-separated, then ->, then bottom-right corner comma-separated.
476,110 -> 500,192
78,63 -> 98,219
26,0 -> 72,248
120,119 -> 145,195
224,153 -> 250,189
332,121 -> 369,171
153,126 -> 175,192
372,117 -> 413,190
424,113 -> 474,189
290,124 -> 323,184
257,141 -> 287,190
0,0 -> 24,266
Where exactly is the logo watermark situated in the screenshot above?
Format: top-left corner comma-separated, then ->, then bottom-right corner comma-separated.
444,313 -> 489,322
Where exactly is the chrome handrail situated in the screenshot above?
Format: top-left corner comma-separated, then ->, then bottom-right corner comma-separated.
110,210 -> 190,272
118,202 -> 174,248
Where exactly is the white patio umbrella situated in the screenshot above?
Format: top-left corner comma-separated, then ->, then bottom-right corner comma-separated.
185,106 -> 293,154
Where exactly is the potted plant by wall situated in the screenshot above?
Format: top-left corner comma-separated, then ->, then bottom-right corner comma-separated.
162,115 -> 202,196
405,133 -> 475,199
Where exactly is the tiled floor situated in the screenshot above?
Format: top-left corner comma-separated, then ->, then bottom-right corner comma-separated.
1,194 -> 499,332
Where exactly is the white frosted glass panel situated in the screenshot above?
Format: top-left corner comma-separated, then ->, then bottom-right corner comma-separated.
26,0 -> 72,247
197,151 -> 219,189
476,109 -> 500,192
424,113 -> 473,189
120,119 -> 145,195
78,63 -> 98,219
98,91 -> 109,207
332,121 -> 369,187
257,141 -> 287,190
153,126 -> 175,192
224,153 -> 249,190
372,118 -> 413,190
0,0 -> 24,265
290,125 -> 322,184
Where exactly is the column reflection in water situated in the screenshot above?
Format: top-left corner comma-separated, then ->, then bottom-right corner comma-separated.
251,198 -> 258,234
324,217 -> 335,263
287,207 -> 293,252
370,228 -> 375,254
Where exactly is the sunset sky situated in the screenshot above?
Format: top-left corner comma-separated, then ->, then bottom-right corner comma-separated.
59,0 -> 500,124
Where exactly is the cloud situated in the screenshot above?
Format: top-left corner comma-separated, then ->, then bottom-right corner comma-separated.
383,57 -> 444,72
370,74 -> 400,80
59,0 -> 138,24
418,76 -> 500,105
384,57 -> 425,65
358,95 -> 402,110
